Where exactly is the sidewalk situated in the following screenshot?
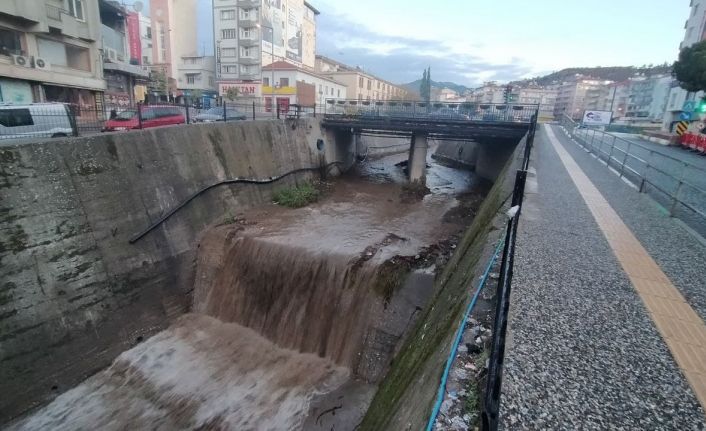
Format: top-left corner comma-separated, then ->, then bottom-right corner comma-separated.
500,124 -> 706,429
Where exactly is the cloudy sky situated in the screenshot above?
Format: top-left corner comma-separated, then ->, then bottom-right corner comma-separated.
129,0 -> 688,87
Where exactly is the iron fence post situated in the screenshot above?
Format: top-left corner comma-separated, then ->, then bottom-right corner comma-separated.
276,103 -> 280,120
252,101 -> 256,121
669,181 -> 683,216
607,135 -> 616,167
67,104 -> 79,137
184,99 -> 190,124
619,141 -> 631,178
137,102 -> 143,129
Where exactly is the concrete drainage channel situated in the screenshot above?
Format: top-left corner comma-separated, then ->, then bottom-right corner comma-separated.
0,117 -> 536,430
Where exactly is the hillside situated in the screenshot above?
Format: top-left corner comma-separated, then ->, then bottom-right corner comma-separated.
402,79 -> 472,96
400,64 -> 672,95
511,64 -> 672,86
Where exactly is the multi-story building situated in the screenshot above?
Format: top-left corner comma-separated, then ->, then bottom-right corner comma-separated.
139,13 -> 153,66
605,81 -> 631,120
663,0 -> 706,130
517,86 -> 558,120
0,0 -> 105,107
254,60 -> 345,110
625,75 -> 672,123
554,77 -> 612,120
100,1 -> 149,108
150,0 -> 198,99
315,55 -> 410,101
213,0 -> 319,102
468,82 -> 506,104
177,55 -> 217,107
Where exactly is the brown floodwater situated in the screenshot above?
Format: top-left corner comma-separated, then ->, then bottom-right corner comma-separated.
11,143 -> 486,431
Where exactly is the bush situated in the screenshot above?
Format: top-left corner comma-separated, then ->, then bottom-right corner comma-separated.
272,182 -> 319,208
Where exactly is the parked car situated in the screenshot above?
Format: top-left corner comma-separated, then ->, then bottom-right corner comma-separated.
193,107 -> 248,122
430,108 -> 470,121
0,103 -> 73,140
103,105 -> 185,131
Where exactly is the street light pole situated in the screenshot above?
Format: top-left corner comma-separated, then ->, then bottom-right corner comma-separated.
257,18 -> 275,118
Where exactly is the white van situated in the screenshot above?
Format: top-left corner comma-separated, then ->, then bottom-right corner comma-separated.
0,103 -> 73,141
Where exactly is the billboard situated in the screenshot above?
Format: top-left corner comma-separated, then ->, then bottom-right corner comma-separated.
285,0 -> 303,63
582,110 -> 612,126
262,0 -> 287,61
127,12 -> 142,65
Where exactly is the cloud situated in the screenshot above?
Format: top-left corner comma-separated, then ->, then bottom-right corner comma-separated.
316,9 -> 535,87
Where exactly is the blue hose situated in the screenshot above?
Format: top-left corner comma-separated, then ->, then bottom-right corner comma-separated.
425,235 -> 506,431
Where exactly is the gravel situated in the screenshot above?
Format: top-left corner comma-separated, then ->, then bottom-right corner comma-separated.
500,125 -> 706,430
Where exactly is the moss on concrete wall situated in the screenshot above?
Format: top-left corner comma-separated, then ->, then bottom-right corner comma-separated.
359,136 -> 526,430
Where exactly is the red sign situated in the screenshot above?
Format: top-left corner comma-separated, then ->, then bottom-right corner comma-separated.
127,12 -> 142,64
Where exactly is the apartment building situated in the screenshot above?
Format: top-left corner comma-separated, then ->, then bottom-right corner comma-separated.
177,55 -> 217,106
468,82 -> 506,104
0,0 -> 105,106
605,81 -> 630,120
517,86 -> 558,120
554,77 -> 612,120
625,75 -> 672,122
663,0 -> 706,130
150,0 -> 198,98
139,13 -> 153,66
100,1 -> 149,108
315,55 -> 410,101
213,0 -> 319,101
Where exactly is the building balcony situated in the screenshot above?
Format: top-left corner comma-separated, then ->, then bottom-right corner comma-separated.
239,57 -> 259,66
237,0 -> 261,7
239,70 -> 260,80
239,38 -> 260,48
238,16 -> 258,28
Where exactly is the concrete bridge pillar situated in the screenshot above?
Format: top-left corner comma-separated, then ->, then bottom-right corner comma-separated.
475,137 -> 518,182
408,132 -> 428,183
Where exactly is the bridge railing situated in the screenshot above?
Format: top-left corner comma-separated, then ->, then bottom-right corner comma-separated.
323,99 -> 539,123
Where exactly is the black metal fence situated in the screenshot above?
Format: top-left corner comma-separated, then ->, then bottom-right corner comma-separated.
481,114 -> 537,431
0,101 -> 316,141
324,99 -> 539,123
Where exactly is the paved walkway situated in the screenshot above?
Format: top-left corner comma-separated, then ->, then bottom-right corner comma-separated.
500,124 -> 706,430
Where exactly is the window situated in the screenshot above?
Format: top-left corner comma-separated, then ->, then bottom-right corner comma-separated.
359,77 -> 363,87
37,38 -> 89,71
337,89 -> 340,97
221,48 -> 236,57
0,28 -> 23,56
325,85 -> 329,95
221,10 -> 236,20
222,28 -> 237,39
142,55 -> 149,64
0,108 -> 33,127
687,27 -> 694,39
240,47 -> 252,57
66,44 -> 89,70
240,8 -> 255,19
145,27 -> 152,39
159,23 -> 166,62
319,84 -> 322,93
183,57 -> 201,65
280,78 -> 289,87
263,77 -> 270,86
223,65 -> 237,73
367,79 -> 371,90
377,81 -> 380,89
241,28 -> 253,38
186,74 -> 198,84
67,0 -> 84,20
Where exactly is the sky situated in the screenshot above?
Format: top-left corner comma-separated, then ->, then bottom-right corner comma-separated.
126,0 -> 688,87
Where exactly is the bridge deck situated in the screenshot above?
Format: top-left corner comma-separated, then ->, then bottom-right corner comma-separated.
501,124 -> 706,428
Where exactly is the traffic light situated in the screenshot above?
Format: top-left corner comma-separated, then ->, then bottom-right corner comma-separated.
698,99 -> 706,113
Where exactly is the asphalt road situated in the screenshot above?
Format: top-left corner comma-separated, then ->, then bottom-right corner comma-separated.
571,128 -> 706,237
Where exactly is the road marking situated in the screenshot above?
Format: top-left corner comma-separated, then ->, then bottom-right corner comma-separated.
545,125 -> 706,410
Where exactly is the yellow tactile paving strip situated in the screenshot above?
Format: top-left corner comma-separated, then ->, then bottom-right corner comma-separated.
545,125 -> 706,410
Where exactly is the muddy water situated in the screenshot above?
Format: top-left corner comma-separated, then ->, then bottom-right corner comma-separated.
12,143 -> 485,431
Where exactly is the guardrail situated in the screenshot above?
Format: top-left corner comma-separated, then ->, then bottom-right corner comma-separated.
481,113 -> 536,431
323,99 -> 539,124
560,115 -> 706,238
0,101 -> 316,141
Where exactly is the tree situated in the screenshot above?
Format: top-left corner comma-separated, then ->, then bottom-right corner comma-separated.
148,68 -> 168,97
673,40 -> 706,93
418,67 -> 432,103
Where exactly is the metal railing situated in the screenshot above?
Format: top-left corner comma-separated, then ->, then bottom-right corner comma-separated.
0,101 -> 316,141
560,115 -> 706,238
481,114 -> 537,431
323,99 -> 539,124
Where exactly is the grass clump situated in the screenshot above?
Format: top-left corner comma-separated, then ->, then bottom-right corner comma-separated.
272,182 -> 320,208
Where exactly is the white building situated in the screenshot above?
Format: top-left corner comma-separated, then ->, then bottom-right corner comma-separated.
625,75 -> 672,123
663,0 -> 706,130
213,0 -> 319,102
252,60 -> 345,110
554,78 -> 612,120
139,13 -> 153,66
177,55 -> 217,106
469,82 -> 506,104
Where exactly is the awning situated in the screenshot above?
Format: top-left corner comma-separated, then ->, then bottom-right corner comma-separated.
103,61 -> 150,79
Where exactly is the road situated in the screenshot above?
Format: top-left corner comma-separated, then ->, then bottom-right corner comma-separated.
571,128 -> 706,236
